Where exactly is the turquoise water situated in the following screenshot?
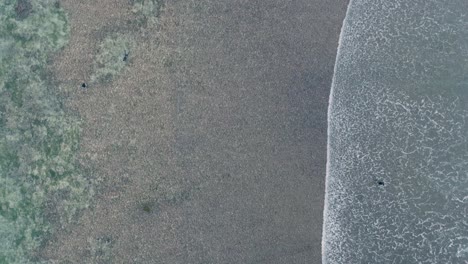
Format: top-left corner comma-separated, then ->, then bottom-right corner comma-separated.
323,0 -> 468,263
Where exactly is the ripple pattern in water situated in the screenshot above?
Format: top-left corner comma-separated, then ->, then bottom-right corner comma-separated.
323,0 -> 468,263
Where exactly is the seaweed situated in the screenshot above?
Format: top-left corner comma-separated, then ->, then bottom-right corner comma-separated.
90,33 -> 136,84
0,1 -> 94,262
130,0 -> 165,28
14,0 -> 32,21
85,236 -> 115,263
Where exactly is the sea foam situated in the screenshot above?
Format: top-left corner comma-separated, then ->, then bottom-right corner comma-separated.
323,0 -> 468,263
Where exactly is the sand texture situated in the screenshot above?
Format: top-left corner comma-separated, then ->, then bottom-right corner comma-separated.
40,0 -> 349,263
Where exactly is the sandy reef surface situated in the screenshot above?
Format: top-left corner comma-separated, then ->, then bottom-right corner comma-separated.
1,0 -> 348,263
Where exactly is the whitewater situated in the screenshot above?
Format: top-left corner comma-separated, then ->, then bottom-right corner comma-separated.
322,0 -> 468,263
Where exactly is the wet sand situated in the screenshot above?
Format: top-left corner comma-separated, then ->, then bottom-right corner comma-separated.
42,0 -> 349,263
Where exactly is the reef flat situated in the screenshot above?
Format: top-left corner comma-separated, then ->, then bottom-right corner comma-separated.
0,1 -> 94,262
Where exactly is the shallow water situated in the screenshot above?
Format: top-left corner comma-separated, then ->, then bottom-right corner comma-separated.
0,1 -> 93,263
323,0 -> 468,263
1,0 -> 349,263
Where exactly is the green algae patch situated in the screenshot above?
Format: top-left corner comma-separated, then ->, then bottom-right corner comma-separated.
90,33 -> 136,84
14,0 -> 32,21
130,0 -> 165,28
0,1 -> 94,262
86,236 -> 115,263
90,0 -> 165,85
